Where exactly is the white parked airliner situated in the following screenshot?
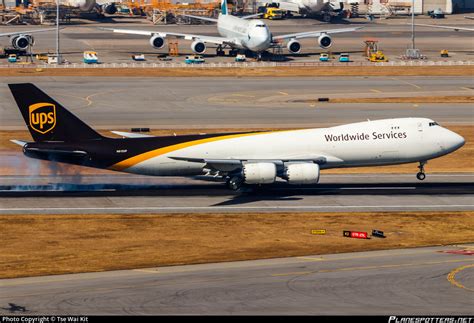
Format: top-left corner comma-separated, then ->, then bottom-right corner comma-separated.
10,84 -> 465,191
101,0 -> 361,57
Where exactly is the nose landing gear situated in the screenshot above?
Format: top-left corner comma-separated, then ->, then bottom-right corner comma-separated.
416,161 -> 426,180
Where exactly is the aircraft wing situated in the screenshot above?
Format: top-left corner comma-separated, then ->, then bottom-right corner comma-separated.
181,14 -> 218,23
0,28 -> 57,37
100,27 -> 229,45
169,156 -> 330,172
272,26 -> 363,41
414,23 -> 474,32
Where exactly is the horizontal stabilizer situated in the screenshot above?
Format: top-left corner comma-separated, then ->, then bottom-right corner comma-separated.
10,139 -> 27,147
111,131 -> 153,138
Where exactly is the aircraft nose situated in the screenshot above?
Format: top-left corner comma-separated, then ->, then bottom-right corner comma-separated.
445,130 -> 465,152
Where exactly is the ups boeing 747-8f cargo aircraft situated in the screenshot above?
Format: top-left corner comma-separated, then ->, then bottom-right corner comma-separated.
9,84 -> 465,190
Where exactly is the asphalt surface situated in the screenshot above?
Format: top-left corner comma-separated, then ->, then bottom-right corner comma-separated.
1,76 -> 473,129
0,15 -> 473,63
1,244 -> 472,315
1,173 -> 473,213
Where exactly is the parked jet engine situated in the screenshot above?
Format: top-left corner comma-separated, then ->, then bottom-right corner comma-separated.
318,33 -> 332,48
287,39 -> 301,54
149,35 -> 165,49
191,41 -> 206,54
11,35 -> 34,50
242,163 -> 277,184
284,163 -> 320,184
102,3 -> 117,14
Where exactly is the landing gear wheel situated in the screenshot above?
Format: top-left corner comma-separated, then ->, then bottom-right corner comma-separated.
227,176 -> 243,191
416,172 -> 426,181
416,161 -> 426,181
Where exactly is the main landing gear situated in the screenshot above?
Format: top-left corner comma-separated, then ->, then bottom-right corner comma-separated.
227,176 -> 243,191
416,161 -> 426,181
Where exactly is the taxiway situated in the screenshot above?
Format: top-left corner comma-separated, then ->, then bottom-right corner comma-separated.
1,244 -> 472,315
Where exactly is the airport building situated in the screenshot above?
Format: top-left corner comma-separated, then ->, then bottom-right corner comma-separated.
347,0 -> 473,14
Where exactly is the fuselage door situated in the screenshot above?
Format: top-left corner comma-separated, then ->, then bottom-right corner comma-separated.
417,122 -> 423,132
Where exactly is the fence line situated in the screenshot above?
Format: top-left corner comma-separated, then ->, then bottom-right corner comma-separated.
0,60 -> 472,69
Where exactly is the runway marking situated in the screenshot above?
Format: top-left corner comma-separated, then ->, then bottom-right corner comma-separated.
447,264 -> 474,292
278,259 -> 474,277
278,91 -> 289,96
1,204 -> 473,213
370,89 -> 382,93
390,77 -> 422,90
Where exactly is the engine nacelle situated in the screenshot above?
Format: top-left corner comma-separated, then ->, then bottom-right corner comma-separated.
284,163 -> 320,184
287,39 -> 301,54
103,3 -> 117,14
149,35 -> 165,49
318,34 -> 332,49
243,163 -> 276,184
11,35 -> 34,50
191,41 -> 206,54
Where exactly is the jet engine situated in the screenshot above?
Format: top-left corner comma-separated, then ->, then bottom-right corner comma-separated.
287,39 -> 301,54
242,163 -> 276,184
11,35 -> 34,50
284,163 -> 320,184
318,34 -> 332,49
149,35 -> 165,49
102,3 -> 117,14
191,41 -> 206,54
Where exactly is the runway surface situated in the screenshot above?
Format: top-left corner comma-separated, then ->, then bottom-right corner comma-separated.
1,244 -> 473,315
1,174 -> 473,214
1,76 -> 473,129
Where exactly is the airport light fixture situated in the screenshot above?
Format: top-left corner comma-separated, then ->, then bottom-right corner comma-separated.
56,0 -> 61,64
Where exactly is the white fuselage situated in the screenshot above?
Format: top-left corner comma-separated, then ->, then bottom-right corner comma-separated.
217,14 -> 272,52
122,118 -> 465,176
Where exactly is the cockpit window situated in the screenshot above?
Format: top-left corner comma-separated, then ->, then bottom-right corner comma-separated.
429,122 -> 440,127
255,24 -> 266,27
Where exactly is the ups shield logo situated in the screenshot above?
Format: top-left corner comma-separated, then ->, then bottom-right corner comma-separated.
29,103 -> 56,134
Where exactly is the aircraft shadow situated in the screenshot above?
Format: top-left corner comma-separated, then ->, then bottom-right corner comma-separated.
1,182 -> 473,198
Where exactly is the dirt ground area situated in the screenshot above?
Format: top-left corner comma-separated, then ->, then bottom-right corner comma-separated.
1,125 -> 472,176
0,211 -> 472,279
0,65 -> 473,77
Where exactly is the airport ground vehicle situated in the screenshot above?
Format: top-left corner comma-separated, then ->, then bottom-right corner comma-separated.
9,83 -> 465,191
132,54 -> 146,61
262,7 -> 285,19
185,55 -> 205,64
83,51 -> 99,64
235,54 -> 246,62
368,50 -> 387,62
339,53 -> 349,62
8,54 -> 18,63
319,53 -> 329,61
